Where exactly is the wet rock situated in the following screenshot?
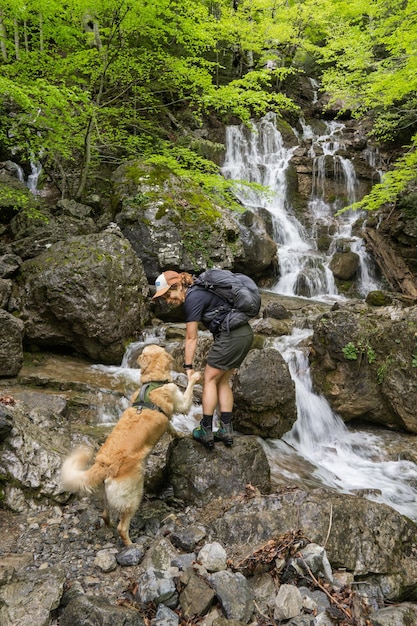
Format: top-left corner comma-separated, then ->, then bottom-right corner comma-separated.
0,309 -> 24,377
366,290 -> 393,306
60,594 -> 144,626
234,210 -> 277,274
329,250 -> 360,280
13,231 -> 149,363
167,435 -> 270,506
232,347 -> 297,438
262,301 -> 291,319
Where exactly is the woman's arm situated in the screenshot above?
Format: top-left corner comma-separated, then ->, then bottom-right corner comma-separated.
185,321 -> 199,376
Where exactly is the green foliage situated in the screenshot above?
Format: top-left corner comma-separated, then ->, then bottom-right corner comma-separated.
412,355 -> 417,369
202,71 -> 298,122
144,145 -> 272,212
311,0 -> 417,214
0,0 -> 306,197
398,192 -> 417,219
0,185 -> 47,220
342,342 -> 358,361
0,0 -> 416,209
342,340 -> 376,364
377,357 -> 392,384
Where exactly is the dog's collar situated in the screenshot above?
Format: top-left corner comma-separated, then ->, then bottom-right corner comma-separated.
132,380 -> 170,417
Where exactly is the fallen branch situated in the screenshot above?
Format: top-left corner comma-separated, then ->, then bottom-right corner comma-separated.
297,554 -> 352,622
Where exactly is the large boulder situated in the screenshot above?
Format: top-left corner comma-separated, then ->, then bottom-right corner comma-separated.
232,347 -> 297,438
12,229 -> 149,363
167,435 -> 271,506
10,204 -> 98,260
233,210 -> 277,275
112,162 -> 276,280
310,303 -> 417,432
113,162 -> 242,279
329,250 -> 360,280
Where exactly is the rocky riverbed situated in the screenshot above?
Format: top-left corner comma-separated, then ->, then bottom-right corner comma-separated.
2,351 -> 417,625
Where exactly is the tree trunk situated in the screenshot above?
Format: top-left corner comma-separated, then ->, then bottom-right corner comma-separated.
0,12 -> 8,62
75,115 -> 93,199
13,18 -> 20,60
363,227 -> 417,297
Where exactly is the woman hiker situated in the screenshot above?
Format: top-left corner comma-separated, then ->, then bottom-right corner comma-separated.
151,270 -> 254,448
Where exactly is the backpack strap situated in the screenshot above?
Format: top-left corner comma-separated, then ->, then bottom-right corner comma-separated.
132,380 -> 170,416
188,283 -> 233,335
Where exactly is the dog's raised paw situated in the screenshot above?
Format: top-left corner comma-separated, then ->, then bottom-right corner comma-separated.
191,371 -> 202,383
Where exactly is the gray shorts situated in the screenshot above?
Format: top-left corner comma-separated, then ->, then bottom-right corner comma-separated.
207,324 -> 254,371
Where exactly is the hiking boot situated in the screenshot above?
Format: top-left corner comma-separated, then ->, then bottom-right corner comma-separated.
193,425 -> 214,449
214,422 -> 234,446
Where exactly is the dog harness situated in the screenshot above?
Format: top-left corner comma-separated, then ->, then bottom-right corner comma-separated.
132,380 -> 170,416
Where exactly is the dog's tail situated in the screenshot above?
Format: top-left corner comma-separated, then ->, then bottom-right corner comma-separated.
60,447 -> 107,495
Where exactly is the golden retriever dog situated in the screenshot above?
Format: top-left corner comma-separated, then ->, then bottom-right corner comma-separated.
60,344 -> 201,546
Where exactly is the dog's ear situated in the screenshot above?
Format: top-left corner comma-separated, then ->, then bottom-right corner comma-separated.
137,349 -> 151,372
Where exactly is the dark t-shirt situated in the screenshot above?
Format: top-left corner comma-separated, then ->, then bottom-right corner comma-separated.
184,286 -> 230,334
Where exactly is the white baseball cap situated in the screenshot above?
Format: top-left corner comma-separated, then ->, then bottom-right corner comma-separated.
152,271 -> 181,299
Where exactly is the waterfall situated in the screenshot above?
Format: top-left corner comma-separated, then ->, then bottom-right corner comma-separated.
260,332 -> 417,521
27,160 -> 42,194
4,158 -> 42,194
220,112 -> 417,521
222,113 -> 381,298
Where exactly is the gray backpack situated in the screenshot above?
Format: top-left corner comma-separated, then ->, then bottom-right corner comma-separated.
191,269 -> 261,333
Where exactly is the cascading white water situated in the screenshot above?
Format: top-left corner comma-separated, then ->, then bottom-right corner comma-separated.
5,159 -> 42,194
222,113 -> 328,298
306,120 -> 381,295
27,160 -> 42,194
261,332 -> 417,520
220,112 -> 417,521
222,113 -> 381,298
